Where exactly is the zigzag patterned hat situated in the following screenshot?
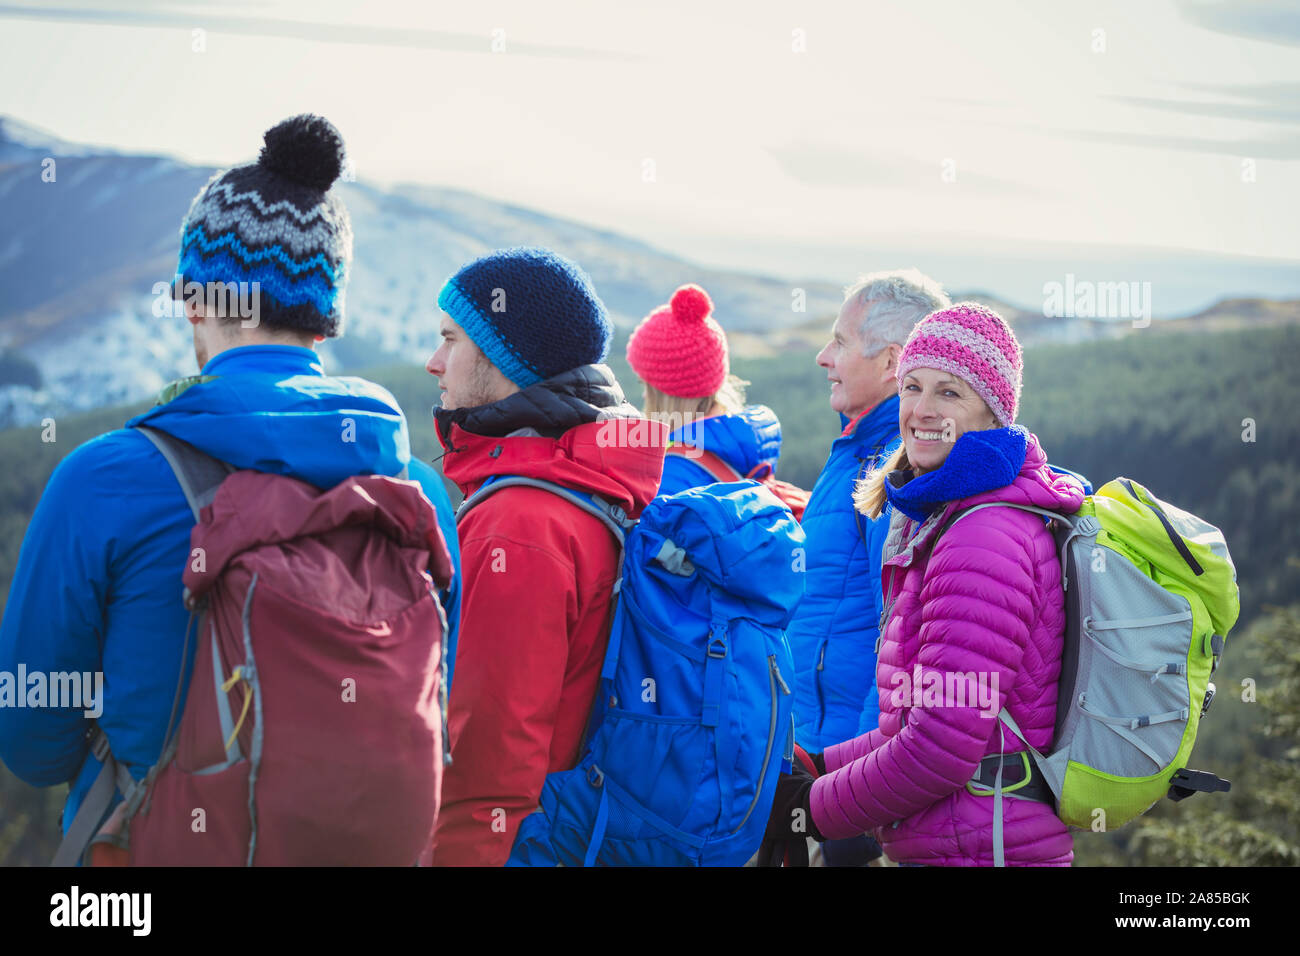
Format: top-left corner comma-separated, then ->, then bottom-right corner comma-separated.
896,301 -> 1023,426
176,114 -> 353,337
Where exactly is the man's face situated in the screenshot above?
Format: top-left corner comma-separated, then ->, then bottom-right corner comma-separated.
815,299 -> 896,419
426,315 -> 517,410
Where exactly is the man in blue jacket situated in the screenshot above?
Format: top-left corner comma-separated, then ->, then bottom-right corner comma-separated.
0,115 -> 460,862
788,269 -> 948,865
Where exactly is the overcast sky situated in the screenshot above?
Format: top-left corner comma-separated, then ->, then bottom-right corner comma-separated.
1,0 -> 1298,280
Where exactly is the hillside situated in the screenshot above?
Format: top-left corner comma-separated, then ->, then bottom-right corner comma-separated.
1,322 -> 1297,866
7,322 -> 1291,614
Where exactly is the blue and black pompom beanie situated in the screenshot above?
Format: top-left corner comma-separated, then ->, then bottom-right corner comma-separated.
176,114 -> 353,337
437,247 -> 612,388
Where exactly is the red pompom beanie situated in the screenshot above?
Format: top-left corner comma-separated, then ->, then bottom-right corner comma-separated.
626,284 -> 729,399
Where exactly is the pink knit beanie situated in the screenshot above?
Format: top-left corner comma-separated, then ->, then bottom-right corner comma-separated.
626,284 -> 729,399
896,302 -> 1023,426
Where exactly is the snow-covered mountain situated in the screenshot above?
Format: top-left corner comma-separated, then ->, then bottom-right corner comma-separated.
1,117 -> 875,427
0,116 -> 1261,429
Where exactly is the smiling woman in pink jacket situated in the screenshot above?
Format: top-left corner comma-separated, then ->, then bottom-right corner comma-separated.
763,302 -> 1086,866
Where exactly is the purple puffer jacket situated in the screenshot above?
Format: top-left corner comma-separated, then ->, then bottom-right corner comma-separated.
809,431 -> 1085,865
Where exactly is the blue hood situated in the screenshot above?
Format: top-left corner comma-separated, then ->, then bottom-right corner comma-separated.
668,404 -> 782,478
126,345 -> 412,488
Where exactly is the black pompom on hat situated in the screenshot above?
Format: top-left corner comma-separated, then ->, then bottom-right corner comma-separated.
259,114 -> 346,191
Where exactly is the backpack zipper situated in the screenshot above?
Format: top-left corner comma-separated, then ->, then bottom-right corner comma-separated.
815,641 -> 828,728
1118,479 -> 1204,575
733,654 -> 789,834
429,583 -> 453,767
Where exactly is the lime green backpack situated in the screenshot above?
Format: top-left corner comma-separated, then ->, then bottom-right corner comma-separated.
944,478 -> 1240,863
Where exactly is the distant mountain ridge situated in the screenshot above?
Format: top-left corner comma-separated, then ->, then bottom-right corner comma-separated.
1,116 -> 1295,428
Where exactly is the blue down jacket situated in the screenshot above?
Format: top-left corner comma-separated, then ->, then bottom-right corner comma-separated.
788,395 -> 901,753
0,345 -> 460,839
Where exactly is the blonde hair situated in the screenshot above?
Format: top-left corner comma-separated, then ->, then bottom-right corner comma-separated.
641,374 -> 748,424
854,442 -> 911,520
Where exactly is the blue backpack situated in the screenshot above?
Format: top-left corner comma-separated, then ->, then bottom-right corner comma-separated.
457,476 -> 804,866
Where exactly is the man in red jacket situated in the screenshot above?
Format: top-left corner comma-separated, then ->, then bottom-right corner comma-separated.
427,247 -> 666,866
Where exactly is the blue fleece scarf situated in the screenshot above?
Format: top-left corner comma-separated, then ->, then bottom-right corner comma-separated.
884,425 -> 1029,522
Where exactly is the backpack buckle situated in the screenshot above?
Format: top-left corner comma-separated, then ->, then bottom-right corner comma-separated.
707,637 -> 728,659
1168,768 -> 1231,802
90,725 -> 111,762
587,765 -> 605,789
182,587 -> 207,612
967,751 -> 1032,795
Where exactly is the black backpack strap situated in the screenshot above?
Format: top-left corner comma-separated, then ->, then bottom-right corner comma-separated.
135,425 -> 235,521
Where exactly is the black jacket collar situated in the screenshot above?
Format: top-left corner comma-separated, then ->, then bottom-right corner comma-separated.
435,364 -> 641,446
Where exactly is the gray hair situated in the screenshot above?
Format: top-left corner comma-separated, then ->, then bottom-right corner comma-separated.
842,268 -> 950,355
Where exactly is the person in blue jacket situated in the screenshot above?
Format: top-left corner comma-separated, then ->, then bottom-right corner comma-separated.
788,269 -> 950,866
625,283 -> 792,499
0,115 -> 460,859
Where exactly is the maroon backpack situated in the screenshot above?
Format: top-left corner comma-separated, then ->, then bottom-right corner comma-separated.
61,426 -> 452,867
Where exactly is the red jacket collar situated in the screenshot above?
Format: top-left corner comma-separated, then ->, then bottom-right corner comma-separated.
842,407 -> 872,437
439,419 -> 668,517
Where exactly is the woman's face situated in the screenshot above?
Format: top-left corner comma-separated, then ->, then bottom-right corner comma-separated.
899,367 -> 1000,475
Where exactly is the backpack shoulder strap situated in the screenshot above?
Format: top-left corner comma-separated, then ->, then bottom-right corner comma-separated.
50,725 -> 138,867
457,474 -> 635,547
665,444 -> 742,485
938,500 -> 1070,540
134,425 -> 235,521
458,474 -> 638,759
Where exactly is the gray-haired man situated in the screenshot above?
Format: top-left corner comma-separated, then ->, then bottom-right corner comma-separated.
789,269 -> 949,865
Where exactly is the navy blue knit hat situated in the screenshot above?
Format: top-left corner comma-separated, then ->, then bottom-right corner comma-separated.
176,114 -> 353,337
437,248 -> 611,388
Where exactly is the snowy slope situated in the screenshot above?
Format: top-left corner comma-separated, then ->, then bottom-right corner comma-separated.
0,116 -> 1146,429
0,117 -> 858,427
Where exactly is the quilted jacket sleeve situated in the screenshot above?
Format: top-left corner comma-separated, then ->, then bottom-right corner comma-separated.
825,727 -> 886,772
810,510 -> 1040,838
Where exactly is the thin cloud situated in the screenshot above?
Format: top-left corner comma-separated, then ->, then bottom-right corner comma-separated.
1179,81 -> 1300,104
1177,0 -> 1300,48
1055,127 -> 1300,160
1105,94 -> 1300,125
765,144 -> 1042,198
0,3 -> 636,61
